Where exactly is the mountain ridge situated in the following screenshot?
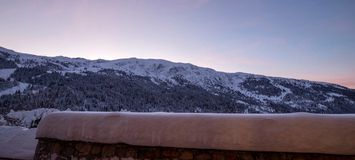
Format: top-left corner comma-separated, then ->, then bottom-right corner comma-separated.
0,46 -> 349,88
0,46 -> 354,115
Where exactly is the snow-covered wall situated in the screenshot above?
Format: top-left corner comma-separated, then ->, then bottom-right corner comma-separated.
36,112 -> 355,155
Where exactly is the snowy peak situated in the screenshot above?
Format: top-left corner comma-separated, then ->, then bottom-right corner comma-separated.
1,46 -> 354,113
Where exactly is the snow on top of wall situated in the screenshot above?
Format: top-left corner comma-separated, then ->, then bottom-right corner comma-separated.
36,112 -> 355,155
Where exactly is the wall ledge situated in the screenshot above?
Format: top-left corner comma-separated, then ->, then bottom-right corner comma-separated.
36,112 -> 355,155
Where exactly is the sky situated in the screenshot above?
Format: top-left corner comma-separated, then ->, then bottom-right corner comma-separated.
0,0 -> 354,89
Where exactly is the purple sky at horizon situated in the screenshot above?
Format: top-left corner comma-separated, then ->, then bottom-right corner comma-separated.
0,0 -> 354,89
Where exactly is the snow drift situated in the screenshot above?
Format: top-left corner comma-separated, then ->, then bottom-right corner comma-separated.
0,126 -> 37,160
36,112 -> 355,155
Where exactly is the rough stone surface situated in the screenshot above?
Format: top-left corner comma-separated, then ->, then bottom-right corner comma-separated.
79,144 -> 92,154
163,149 -> 181,157
141,150 -> 155,160
61,146 -> 75,157
240,153 -> 254,160
116,147 -> 126,158
91,144 -> 102,155
34,139 -> 355,160
125,148 -> 137,158
102,145 -> 116,157
213,151 -> 224,160
75,143 -> 83,151
196,153 -> 211,160
180,151 -> 193,160
225,152 -> 239,160
51,142 -> 61,155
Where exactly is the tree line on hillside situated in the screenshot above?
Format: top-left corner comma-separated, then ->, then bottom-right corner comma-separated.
1,56 -> 355,116
0,67 -> 249,115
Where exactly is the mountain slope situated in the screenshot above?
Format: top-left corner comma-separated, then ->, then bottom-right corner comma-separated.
0,46 -> 354,115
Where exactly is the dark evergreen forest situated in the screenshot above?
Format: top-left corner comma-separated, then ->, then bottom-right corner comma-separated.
1,50 -> 355,116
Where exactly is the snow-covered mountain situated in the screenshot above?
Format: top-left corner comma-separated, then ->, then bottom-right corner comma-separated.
0,46 -> 354,114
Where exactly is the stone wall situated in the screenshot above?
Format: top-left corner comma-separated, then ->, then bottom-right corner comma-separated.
34,139 -> 355,160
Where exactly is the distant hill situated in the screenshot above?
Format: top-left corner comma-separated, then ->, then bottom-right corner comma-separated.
1,46 -> 354,115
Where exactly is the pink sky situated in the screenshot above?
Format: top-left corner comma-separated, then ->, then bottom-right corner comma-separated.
0,0 -> 354,89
